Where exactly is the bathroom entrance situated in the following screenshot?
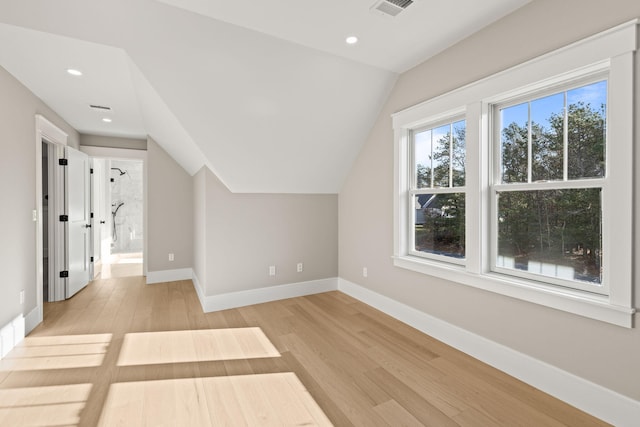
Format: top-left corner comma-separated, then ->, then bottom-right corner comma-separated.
92,157 -> 144,279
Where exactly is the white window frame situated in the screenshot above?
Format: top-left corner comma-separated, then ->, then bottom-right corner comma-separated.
408,115 -> 467,265
393,20 -> 637,327
490,74 -> 609,295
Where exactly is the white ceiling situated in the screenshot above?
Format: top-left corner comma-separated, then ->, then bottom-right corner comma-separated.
0,0 -> 530,193
156,0 -> 530,73
0,24 -> 146,139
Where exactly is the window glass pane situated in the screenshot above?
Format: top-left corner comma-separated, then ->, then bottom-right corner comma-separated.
497,189 -> 602,284
500,102 -> 528,183
531,93 -> 564,181
452,120 -> 466,187
567,81 -> 607,179
432,124 -> 450,188
414,129 -> 432,189
414,193 -> 465,259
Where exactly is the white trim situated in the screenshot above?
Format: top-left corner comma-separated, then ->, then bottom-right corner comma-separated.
36,115 -> 68,147
196,278 -> 339,313
24,306 -> 40,335
35,116 -> 69,331
337,278 -> 640,427
79,146 -> 147,160
392,20 -> 637,327
192,272 -> 207,312
0,315 -> 25,359
146,268 -> 193,284
392,255 -> 633,327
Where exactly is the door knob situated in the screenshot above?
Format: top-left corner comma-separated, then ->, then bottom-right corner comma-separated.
100,220 -> 105,224
85,224 -> 92,228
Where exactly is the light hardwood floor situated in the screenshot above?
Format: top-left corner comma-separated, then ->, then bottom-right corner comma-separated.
0,277 -> 609,426
95,253 -> 143,280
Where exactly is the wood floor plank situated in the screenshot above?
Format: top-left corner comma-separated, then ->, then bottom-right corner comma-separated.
0,278 -> 610,426
365,366 -> 461,427
374,399 -> 425,427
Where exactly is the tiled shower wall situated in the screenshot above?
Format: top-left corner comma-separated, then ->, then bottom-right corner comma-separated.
110,159 -> 143,254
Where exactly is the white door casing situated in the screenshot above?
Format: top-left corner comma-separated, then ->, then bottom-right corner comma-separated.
34,115 -> 67,332
91,158 -> 107,276
102,159 -> 112,262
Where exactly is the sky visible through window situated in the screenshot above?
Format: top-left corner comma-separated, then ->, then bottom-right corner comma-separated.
504,80 -> 607,142
414,81 -> 607,180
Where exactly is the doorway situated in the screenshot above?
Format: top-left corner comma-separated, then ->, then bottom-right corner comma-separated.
34,117 -> 146,333
36,116 -> 92,319
83,146 -> 147,280
40,140 -> 66,302
96,158 -> 144,279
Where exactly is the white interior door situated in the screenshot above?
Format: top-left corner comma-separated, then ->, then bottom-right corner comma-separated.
66,146 -> 91,298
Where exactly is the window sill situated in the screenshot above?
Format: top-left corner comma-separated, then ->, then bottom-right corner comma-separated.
392,255 -> 635,327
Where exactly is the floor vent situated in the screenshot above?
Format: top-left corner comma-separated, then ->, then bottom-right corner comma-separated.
370,0 -> 414,17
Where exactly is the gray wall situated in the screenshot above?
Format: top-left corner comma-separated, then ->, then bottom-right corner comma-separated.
339,0 -> 640,401
0,64 -> 79,328
147,137 -> 193,271
80,134 -> 146,150
194,166 -> 338,296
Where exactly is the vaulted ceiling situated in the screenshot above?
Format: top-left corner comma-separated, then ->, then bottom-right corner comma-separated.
0,0 -> 530,192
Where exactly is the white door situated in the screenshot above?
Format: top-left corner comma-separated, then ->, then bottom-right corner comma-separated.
66,146 -> 91,298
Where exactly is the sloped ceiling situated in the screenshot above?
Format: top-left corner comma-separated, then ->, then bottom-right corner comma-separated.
0,0 -> 530,193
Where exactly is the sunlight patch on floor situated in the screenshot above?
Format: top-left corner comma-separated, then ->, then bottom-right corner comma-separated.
0,334 -> 111,372
0,383 -> 92,426
99,262 -> 143,279
98,252 -> 143,279
117,327 -> 280,366
104,253 -> 142,265
98,373 -> 332,426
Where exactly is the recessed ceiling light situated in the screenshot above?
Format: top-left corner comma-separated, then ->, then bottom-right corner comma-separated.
66,68 -> 83,76
345,36 -> 359,45
102,117 -> 112,123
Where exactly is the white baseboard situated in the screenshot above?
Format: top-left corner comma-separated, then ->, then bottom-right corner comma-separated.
195,277 -> 338,313
337,278 -> 640,427
146,268 -> 193,284
24,306 -> 41,335
0,315 -> 25,359
191,272 -> 206,312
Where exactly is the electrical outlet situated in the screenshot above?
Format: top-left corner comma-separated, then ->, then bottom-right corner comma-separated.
297,262 -> 303,273
363,267 -> 368,278
269,266 -> 276,276
19,290 -> 24,305
168,253 -> 174,261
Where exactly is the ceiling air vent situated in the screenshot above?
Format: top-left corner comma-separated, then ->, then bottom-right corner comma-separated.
89,104 -> 112,111
370,0 -> 414,17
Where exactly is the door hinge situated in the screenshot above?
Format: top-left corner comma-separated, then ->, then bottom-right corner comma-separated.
59,158 -> 68,166
60,271 -> 69,278
90,212 -> 94,218
59,215 -> 68,222
90,168 -> 94,174
90,256 -> 94,262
